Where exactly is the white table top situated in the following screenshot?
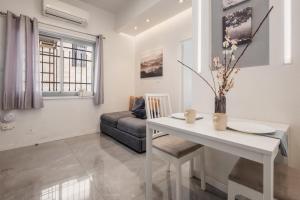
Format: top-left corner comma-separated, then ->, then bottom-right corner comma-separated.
147,114 -> 289,155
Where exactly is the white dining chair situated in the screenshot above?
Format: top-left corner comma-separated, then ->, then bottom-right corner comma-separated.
145,93 -> 206,200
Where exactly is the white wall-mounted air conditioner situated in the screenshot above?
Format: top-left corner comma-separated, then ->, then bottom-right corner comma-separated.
43,0 -> 89,26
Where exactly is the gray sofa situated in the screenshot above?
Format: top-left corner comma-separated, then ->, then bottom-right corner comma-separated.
100,111 -> 146,153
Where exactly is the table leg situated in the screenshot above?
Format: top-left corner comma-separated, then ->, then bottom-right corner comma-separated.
199,148 -> 206,191
146,124 -> 153,200
263,155 -> 274,200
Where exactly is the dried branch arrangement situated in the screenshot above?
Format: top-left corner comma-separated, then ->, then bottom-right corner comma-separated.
178,6 -> 274,98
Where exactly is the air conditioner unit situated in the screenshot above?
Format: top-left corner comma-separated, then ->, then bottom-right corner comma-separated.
43,0 -> 89,26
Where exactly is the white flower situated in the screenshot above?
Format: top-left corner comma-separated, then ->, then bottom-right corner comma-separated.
213,57 -> 220,66
225,36 -> 231,42
231,44 -> 238,51
223,41 -> 229,48
213,57 -> 219,63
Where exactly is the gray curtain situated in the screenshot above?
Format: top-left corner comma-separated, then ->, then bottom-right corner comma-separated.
2,11 -> 43,110
93,35 -> 104,105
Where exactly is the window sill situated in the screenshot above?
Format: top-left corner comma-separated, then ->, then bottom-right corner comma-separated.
43,96 -> 94,100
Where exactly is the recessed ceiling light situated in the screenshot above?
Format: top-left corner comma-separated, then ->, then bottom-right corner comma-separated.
146,19 -> 150,23
178,0 -> 184,3
134,26 -> 138,30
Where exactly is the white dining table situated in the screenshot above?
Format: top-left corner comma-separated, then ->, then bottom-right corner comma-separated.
145,114 -> 289,200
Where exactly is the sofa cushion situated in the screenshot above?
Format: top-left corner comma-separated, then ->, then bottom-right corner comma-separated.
117,117 -> 146,138
101,122 -> 146,153
101,111 -> 133,128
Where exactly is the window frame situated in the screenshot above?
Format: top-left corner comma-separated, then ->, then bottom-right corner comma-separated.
39,32 -> 96,97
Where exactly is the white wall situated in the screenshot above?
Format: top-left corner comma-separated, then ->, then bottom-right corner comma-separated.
135,9 -> 192,112
0,0 -> 135,151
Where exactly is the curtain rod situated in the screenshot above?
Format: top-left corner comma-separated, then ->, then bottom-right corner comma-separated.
0,11 -> 106,39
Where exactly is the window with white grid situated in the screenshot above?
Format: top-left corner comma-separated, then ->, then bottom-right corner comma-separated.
39,34 -> 95,97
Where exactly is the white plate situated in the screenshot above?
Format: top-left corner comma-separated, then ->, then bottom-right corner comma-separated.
227,121 -> 276,135
171,113 -> 203,120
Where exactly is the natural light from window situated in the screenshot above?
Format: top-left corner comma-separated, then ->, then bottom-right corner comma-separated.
284,0 -> 292,64
195,0 -> 202,73
40,177 -> 91,200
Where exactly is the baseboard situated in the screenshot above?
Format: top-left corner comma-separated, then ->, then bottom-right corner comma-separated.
0,129 -> 98,152
205,175 -> 228,194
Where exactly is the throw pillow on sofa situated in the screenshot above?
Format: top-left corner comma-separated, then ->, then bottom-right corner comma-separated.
132,97 -> 145,111
132,97 -> 147,119
132,109 -> 146,119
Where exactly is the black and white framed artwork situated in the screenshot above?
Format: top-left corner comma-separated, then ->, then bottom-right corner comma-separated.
140,49 -> 163,78
223,7 -> 253,46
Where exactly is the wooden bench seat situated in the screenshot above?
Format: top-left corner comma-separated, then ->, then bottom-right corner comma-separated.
228,158 -> 300,200
153,135 -> 203,158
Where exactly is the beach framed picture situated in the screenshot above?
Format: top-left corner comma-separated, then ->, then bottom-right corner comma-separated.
223,7 -> 253,46
140,49 -> 163,78
223,0 -> 250,10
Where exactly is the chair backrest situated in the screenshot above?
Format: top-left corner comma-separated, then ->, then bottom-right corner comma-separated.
145,93 -> 172,138
144,93 -> 172,119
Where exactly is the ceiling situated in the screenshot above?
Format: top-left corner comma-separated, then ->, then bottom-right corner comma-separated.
118,0 -> 192,36
73,0 -> 192,36
79,0 -> 133,13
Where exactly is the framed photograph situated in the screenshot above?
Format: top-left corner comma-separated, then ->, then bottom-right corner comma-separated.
223,0 -> 250,10
140,49 -> 163,78
223,7 -> 252,46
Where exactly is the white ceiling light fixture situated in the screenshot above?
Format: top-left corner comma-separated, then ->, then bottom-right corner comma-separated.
178,0 -> 184,3
146,18 -> 150,23
134,26 -> 138,30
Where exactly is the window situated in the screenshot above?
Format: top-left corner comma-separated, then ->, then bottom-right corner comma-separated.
39,34 -> 95,96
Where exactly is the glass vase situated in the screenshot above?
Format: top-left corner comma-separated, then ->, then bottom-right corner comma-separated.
215,96 -> 226,114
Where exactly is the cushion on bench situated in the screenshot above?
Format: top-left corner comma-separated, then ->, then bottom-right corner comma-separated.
101,111 -> 133,128
229,158 -> 300,200
152,135 -> 203,158
117,117 -> 146,138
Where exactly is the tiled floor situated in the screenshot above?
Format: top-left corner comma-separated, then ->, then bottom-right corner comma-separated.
0,133 -> 226,200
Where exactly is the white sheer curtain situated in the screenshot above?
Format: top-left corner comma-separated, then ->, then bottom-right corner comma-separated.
93,35 -> 104,105
2,11 -> 43,110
